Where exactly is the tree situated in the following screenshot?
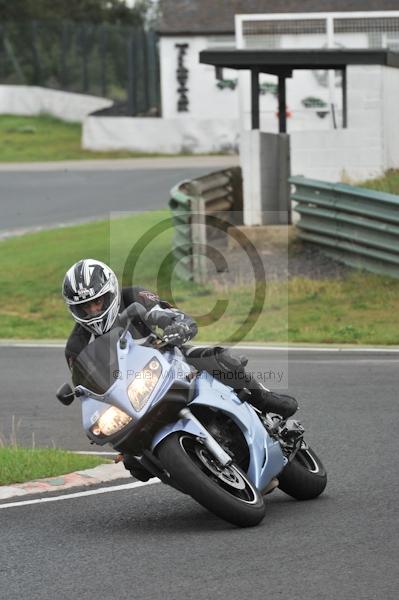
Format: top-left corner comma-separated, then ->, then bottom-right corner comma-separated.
0,0 -> 153,25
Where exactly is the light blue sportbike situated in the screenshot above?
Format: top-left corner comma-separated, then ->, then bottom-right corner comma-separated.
57,303 -> 327,528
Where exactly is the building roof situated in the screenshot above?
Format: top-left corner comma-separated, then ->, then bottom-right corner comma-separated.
200,48 -> 399,73
158,1 -> 399,35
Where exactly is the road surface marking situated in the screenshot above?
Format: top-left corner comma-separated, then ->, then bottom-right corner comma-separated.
0,478 -> 160,510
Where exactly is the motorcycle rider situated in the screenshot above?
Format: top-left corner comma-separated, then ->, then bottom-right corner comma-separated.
62,259 -> 297,480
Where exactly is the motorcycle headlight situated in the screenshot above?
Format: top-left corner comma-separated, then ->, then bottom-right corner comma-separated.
92,406 -> 132,437
127,358 -> 162,412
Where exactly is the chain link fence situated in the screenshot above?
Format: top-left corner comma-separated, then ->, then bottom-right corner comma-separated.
0,20 -> 160,116
239,12 -> 399,50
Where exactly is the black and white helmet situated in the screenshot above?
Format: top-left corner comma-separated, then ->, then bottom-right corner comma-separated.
62,259 -> 120,336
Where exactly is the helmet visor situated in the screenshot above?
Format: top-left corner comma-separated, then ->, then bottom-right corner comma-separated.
70,292 -> 112,322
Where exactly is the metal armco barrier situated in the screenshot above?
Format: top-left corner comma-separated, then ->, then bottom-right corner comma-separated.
169,167 -> 243,282
291,176 -> 399,278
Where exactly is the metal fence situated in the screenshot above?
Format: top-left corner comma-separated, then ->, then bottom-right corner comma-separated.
237,11 -> 399,50
169,168 -> 243,282
0,20 -> 160,115
291,175 -> 399,279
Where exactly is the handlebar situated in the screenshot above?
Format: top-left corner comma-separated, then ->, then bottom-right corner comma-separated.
118,303 -> 171,350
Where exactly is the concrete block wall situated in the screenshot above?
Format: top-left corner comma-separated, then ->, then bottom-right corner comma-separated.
0,86 -> 112,123
290,128 -> 385,182
240,130 -> 290,225
289,65 -> 399,182
383,67 -> 399,169
83,115 -> 239,154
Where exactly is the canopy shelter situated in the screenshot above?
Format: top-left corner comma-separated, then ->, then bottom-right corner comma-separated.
199,48 -> 399,132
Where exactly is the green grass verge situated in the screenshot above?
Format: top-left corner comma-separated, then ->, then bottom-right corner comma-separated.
0,114 -> 178,162
359,169 -> 399,195
0,448 -> 110,486
1,211 -> 399,344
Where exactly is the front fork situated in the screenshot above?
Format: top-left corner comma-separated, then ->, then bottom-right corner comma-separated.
131,408 -> 233,489
178,408 -> 232,467
149,406 -> 233,469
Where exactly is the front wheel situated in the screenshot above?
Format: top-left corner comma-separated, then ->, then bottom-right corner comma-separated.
278,445 -> 327,501
157,433 -> 265,527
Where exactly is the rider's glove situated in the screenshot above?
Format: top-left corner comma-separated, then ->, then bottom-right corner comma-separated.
162,322 -> 191,346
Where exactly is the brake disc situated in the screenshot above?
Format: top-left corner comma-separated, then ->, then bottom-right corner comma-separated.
195,446 -> 246,490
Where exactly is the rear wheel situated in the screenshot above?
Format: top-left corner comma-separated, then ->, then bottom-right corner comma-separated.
278,446 -> 327,501
157,433 -> 265,527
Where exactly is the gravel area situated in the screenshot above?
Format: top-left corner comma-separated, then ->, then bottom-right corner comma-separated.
287,242 -> 352,279
206,235 -> 352,285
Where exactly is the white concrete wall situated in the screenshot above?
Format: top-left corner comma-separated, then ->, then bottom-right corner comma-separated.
82,61 -> 399,180
240,130 -> 290,225
382,66 -> 399,169
346,65 -> 384,132
240,126 -> 385,223
290,128 -> 385,182
289,65 -> 399,182
0,86 -> 112,123
82,115 -> 239,154
160,35 -> 239,120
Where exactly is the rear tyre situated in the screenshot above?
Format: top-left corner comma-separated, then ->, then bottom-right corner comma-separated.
157,433 -> 265,527
278,446 -> 327,501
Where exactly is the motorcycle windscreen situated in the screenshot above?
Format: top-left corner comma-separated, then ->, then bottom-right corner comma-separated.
72,327 -> 123,395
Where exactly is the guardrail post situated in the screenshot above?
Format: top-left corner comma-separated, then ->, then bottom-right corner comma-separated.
169,169 -> 243,282
189,182 -> 207,285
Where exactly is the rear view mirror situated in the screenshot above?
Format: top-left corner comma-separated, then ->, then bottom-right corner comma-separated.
56,383 -> 75,406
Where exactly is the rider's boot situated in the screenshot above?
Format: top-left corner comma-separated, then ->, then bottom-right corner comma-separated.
244,377 -> 298,420
214,349 -> 298,419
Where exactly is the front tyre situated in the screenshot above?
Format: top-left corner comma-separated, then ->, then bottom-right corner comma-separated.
157,433 -> 265,527
278,445 -> 327,501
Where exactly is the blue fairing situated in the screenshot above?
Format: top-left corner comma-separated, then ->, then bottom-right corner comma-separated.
79,335 -> 189,444
151,371 -> 286,490
78,333 -> 286,490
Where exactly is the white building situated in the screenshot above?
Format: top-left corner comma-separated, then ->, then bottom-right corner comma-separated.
84,0 -> 399,182
159,1 -> 398,127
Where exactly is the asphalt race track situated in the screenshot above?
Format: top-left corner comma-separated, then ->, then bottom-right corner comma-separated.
0,167 -> 207,236
0,346 -> 398,600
